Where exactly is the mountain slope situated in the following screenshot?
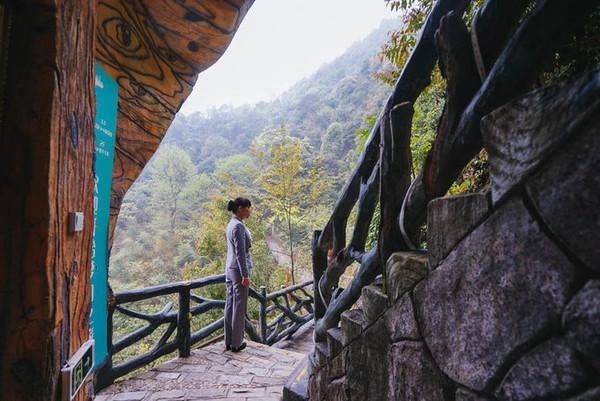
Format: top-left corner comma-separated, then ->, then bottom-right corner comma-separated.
160,18 -> 399,172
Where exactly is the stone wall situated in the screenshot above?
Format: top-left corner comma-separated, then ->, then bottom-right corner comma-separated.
308,72 -> 600,401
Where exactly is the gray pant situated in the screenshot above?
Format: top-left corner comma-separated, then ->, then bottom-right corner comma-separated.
224,277 -> 248,348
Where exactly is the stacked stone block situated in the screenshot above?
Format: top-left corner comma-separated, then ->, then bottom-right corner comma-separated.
308,72 -> 600,401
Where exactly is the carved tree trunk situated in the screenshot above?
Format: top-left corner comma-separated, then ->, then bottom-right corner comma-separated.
378,102 -> 414,266
0,2 -> 96,401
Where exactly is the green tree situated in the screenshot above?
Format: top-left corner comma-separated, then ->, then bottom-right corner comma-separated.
184,187 -> 282,293
251,127 -> 325,284
147,144 -> 197,232
214,153 -> 256,189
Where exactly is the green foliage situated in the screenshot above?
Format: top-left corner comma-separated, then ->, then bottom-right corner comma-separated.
410,82 -> 445,179
380,0 -> 599,196
354,114 -> 378,152
214,154 -> 256,189
160,19 -> 398,175
251,127 -> 328,284
540,8 -> 600,85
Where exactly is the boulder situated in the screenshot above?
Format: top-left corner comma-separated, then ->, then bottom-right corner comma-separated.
327,327 -> 343,359
343,339 -> 367,401
386,252 -> 428,303
361,285 -> 388,323
562,280 -> 600,371
363,319 -> 390,400
314,341 -> 330,368
525,115 -> 600,273
340,309 -> 365,346
481,70 -> 600,204
427,193 -> 490,268
387,341 -> 449,401
414,197 -> 577,391
384,293 -> 421,342
496,338 -> 589,400
326,377 -> 346,401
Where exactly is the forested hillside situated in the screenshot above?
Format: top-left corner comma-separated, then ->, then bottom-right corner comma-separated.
109,19 -> 401,291
161,18 -> 398,173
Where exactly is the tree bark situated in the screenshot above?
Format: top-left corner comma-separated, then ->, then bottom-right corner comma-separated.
378,102 -> 414,273
0,2 -> 96,400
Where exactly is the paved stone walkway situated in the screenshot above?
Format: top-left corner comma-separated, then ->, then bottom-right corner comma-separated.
96,334 -> 313,401
272,322 -> 314,355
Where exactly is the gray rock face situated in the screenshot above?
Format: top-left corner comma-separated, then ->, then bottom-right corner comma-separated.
340,309 -> 365,346
327,328 -> 343,359
427,193 -> 491,268
387,341 -> 448,401
328,352 -> 346,384
563,280 -> 600,371
384,293 -> 420,342
414,197 -> 577,391
481,70 -> 599,204
496,338 -> 589,401
363,319 -> 390,400
526,117 -> 600,273
343,339 -> 367,401
361,285 -> 388,323
315,341 -> 330,368
308,367 -> 324,401
326,377 -> 346,401
386,252 -> 428,303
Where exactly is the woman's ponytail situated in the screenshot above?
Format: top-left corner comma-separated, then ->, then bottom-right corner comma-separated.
227,197 -> 252,213
227,200 -> 235,212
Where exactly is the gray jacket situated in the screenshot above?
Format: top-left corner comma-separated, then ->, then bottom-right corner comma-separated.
225,216 -> 253,279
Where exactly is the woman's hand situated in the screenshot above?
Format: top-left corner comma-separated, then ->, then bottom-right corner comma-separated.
241,276 -> 251,288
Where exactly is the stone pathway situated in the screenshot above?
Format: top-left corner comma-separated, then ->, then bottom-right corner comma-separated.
272,322 -> 314,355
96,334 -> 313,401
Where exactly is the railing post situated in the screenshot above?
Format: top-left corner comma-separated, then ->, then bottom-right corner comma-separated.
259,286 -> 268,343
95,295 -> 116,389
178,288 -> 191,357
312,230 -> 327,321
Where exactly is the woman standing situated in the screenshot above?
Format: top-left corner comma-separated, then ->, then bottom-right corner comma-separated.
224,197 -> 252,352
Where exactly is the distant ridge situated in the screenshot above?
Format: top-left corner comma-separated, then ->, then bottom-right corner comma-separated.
160,18 -> 400,173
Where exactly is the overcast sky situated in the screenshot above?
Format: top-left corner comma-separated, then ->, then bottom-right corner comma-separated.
180,0 -> 395,115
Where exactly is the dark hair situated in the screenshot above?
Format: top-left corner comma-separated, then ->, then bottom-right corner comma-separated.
227,197 -> 251,213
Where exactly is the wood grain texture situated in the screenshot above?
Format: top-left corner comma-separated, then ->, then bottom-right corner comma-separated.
95,0 -> 254,246
0,2 -> 252,400
378,102 -> 414,265
0,2 -> 96,400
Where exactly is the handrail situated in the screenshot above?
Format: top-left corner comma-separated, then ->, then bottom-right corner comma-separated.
313,0 -> 473,341
114,274 -> 227,303
312,0 -> 565,343
96,275 -> 314,389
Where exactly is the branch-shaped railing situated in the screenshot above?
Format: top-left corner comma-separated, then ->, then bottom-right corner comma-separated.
313,0 -> 599,341
96,275 -> 313,388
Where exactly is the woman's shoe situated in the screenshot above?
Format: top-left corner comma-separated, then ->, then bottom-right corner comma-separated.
231,342 -> 247,353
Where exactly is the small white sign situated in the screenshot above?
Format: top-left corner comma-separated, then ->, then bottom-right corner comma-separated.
68,212 -> 84,232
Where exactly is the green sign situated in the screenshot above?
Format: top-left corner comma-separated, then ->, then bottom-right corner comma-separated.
91,62 -> 118,367
61,340 -> 94,400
